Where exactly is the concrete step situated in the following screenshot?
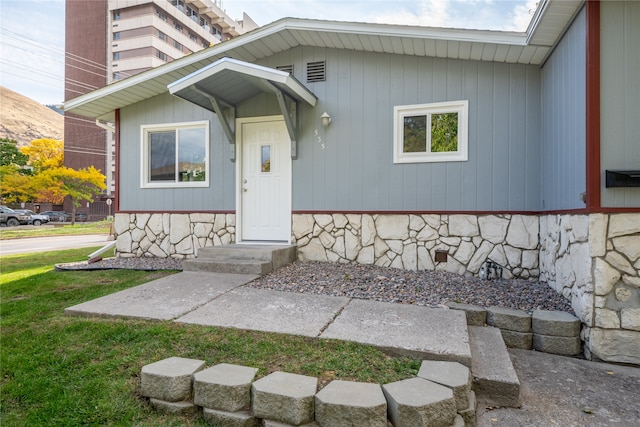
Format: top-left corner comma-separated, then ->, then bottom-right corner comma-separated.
468,326 -> 521,408
184,244 -> 297,276
183,258 -> 273,275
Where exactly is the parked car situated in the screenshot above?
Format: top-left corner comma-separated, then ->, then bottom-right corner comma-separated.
13,210 -> 50,226
74,212 -> 88,222
40,211 -> 70,222
0,206 -> 31,226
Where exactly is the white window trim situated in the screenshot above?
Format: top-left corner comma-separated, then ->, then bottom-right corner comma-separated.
393,100 -> 468,164
140,120 -> 209,188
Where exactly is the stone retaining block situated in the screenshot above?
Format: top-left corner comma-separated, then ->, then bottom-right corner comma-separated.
149,398 -> 197,415
262,420 -> 319,427
468,326 -> 521,408
486,307 -> 531,332
252,371 -> 317,426
499,330 -> 533,350
141,356 -> 500,426
532,310 -> 580,337
202,408 -> 257,427
458,391 -> 476,427
383,377 -> 456,427
194,363 -> 257,411
141,357 -> 205,402
417,361 -> 471,411
315,380 -> 387,427
533,334 -> 581,356
452,414 -> 465,427
446,303 -> 487,326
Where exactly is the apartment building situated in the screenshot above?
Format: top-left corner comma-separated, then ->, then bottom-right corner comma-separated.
108,0 -> 257,82
64,0 -> 256,217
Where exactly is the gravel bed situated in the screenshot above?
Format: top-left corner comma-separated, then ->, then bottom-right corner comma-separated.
57,257 -> 573,314
55,257 -> 185,271
247,261 -> 574,315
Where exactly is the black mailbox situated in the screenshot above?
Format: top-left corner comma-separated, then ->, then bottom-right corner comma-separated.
606,170 -> 640,188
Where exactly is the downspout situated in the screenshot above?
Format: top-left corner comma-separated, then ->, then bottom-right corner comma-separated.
585,0 -> 601,210
114,109 -> 120,213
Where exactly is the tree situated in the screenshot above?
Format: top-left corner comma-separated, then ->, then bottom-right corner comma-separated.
0,166 -> 34,204
36,166 -> 106,224
19,138 -> 64,172
0,138 -> 29,168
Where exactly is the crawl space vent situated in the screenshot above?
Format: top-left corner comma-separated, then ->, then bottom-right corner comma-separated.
306,61 -> 326,82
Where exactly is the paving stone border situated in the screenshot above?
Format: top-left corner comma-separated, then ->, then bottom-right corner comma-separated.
446,304 -> 582,356
140,359 -> 478,427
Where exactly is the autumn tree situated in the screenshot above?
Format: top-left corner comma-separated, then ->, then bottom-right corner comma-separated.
35,166 -> 106,224
0,138 -> 34,203
19,138 -> 64,172
0,172 -> 34,204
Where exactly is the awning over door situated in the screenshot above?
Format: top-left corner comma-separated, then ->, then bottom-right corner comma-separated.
168,57 -> 317,159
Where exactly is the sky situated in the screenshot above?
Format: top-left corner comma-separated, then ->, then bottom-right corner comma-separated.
0,0 -> 536,106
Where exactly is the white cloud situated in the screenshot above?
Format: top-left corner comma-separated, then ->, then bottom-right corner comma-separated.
368,0 -> 533,31
504,0 -> 539,31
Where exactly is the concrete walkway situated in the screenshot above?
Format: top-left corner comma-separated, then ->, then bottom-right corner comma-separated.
65,271 -> 471,366
65,270 -> 640,425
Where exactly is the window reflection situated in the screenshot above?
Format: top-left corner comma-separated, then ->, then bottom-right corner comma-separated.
261,145 -> 271,172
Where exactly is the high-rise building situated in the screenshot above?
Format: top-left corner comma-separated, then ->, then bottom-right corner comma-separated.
64,0 -> 257,217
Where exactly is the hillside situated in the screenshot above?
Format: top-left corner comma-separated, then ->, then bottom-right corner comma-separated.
0,86 -> 64,146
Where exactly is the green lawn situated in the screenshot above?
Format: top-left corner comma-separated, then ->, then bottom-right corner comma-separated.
0,248 -> 420,426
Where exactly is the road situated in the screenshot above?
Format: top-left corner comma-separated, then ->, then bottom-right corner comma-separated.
0,234 -> 111,256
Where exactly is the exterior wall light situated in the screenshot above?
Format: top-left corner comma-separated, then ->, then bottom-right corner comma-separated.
320,112 -> 332,127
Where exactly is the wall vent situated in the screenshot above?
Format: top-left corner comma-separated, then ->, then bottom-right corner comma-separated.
276,64 -> 294,74
306,60 -> 326,82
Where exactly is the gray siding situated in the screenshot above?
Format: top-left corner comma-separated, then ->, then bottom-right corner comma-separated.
118,93 -> 235,211
259,48 -> 542,211
601,1 -> 640,207
540,7 -> 587,211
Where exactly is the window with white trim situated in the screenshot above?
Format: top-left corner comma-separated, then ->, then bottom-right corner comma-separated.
141,121 -> 209,188
393,100 -> 468,163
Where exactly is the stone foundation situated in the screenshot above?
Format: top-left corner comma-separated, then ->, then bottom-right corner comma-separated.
113,213 -> 235,258
540,213 -> 640,365
293,213 -> 539,280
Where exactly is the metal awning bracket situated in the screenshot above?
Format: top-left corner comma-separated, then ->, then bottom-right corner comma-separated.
262,79 -> 298,159
191,84 -> 236,161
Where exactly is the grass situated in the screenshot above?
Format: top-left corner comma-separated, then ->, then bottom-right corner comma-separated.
1,248 -> 420,426
0,221 -> 112,240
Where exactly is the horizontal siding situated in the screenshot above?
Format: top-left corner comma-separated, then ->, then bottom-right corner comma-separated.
540,6 -> 587,211
118,93 -> 235,211
259,48 -> 542,211
600,1 -> 640,208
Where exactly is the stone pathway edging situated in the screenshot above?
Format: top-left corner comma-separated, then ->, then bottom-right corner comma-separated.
140,357 -> 477,427
447,303 -> 582,356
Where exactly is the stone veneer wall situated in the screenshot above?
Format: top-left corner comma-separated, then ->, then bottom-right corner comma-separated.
292,214 -> 540,279
113,213 -> 235,258
540,213 -> 640,365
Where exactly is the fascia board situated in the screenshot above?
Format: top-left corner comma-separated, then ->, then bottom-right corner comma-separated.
66,16 -> 538,115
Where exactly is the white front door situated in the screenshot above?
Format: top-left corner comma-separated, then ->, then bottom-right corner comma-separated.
238,117 -> 291,242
